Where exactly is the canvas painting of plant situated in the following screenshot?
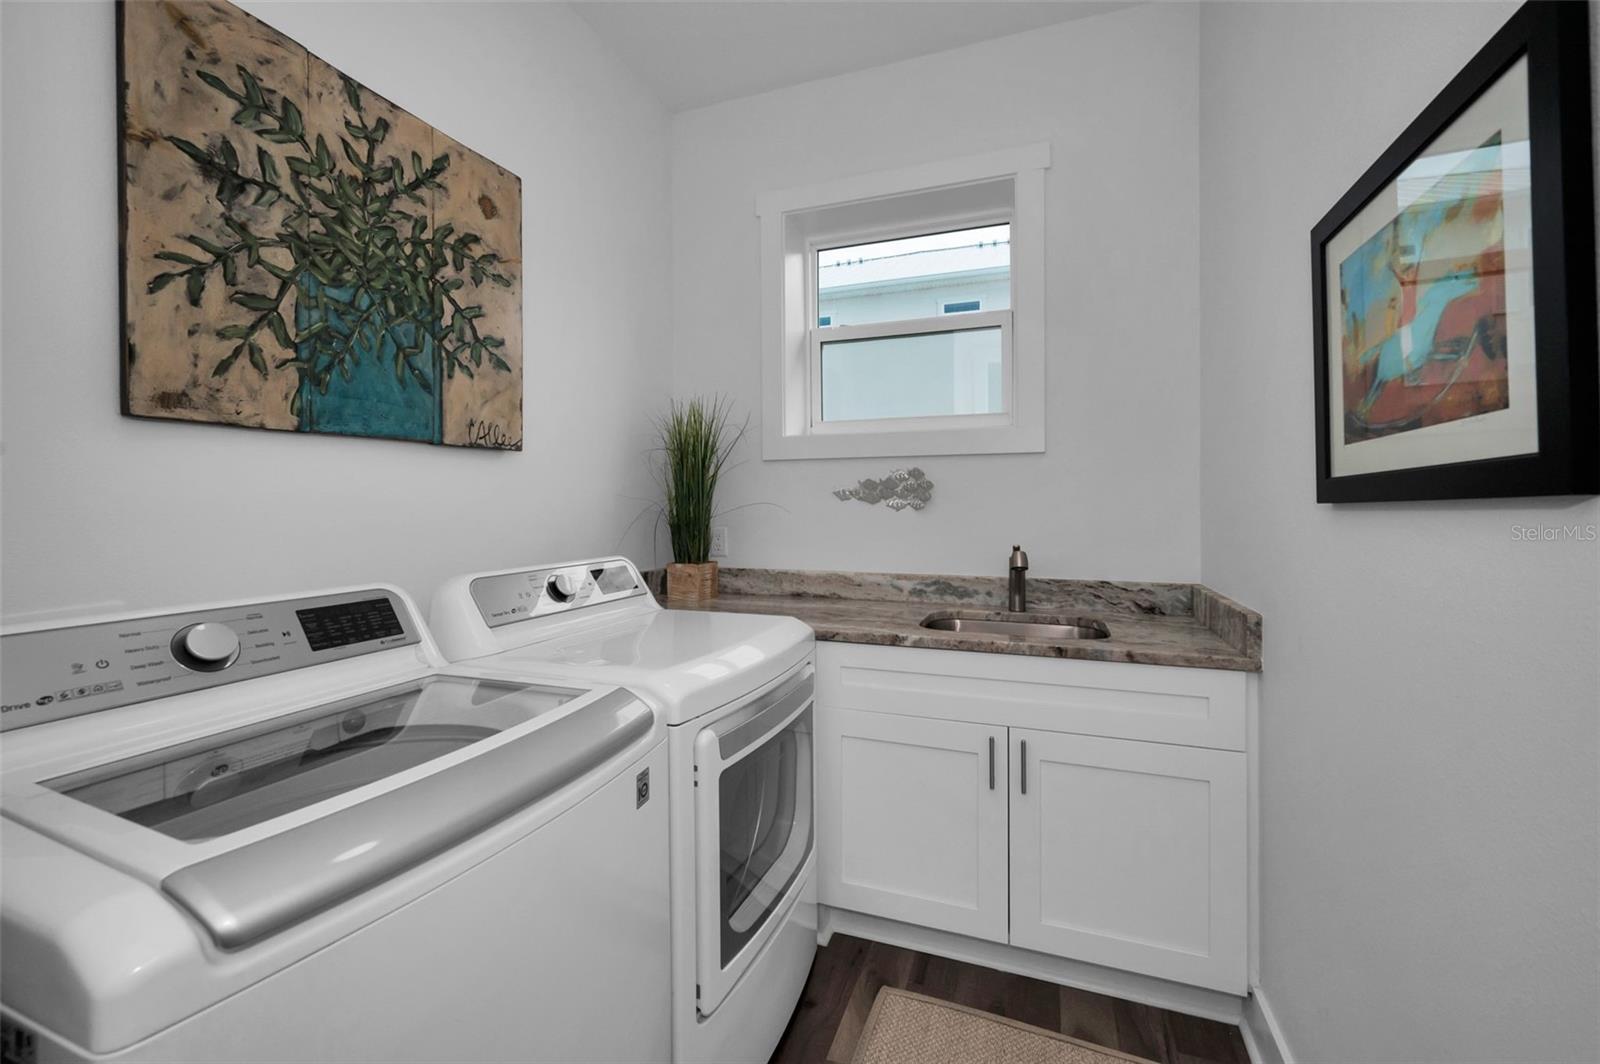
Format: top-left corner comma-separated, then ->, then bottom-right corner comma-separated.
119,0 -> 523,448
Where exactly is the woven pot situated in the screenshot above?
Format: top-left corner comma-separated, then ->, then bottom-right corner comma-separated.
666,561 -> 719,605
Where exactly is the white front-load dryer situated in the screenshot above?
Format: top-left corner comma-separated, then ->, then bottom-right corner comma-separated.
431,557 -> 818,1064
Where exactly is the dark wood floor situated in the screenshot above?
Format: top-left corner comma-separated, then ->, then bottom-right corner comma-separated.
769,934 -> 1249,1064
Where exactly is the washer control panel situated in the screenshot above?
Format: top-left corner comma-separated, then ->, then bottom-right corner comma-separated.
470,559 -> 644,629
0,589 -> 420,732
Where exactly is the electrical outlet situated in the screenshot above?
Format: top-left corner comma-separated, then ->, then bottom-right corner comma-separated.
710,526 -> 729,558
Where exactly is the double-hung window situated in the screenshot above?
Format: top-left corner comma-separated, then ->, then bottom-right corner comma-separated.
759,144 -> 1049,460
816,224 -> 1010,424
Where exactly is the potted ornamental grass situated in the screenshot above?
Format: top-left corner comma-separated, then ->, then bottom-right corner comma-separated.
655,396 -> 746,604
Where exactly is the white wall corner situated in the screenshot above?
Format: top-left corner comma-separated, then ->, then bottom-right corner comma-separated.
1241,987 -> 1294,1064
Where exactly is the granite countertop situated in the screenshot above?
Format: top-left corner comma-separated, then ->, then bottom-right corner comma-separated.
654,569 -> 1262,672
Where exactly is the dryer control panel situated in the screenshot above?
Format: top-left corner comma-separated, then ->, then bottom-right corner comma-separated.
469,559 -> 645,629
0,590 -> 421,732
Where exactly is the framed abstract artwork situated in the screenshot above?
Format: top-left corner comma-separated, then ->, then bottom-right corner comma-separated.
1311,1 -> 1595,502
118,0 -> 523,449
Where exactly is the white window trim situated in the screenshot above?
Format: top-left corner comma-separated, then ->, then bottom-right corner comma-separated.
758,143 -> 1049,461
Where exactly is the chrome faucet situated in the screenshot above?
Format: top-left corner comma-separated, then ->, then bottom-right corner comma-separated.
1008,545 -> 1029,613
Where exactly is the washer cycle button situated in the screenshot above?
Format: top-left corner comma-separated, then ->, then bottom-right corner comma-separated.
171,623 -> 242,672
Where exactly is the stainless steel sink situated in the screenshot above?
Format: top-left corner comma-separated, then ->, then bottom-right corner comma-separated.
920,613 -> 1111,642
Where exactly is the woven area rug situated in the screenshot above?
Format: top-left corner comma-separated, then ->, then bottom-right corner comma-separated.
850,987 -> 1156,1064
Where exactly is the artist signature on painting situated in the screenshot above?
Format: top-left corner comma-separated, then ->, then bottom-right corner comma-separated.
465,419 -> 521,450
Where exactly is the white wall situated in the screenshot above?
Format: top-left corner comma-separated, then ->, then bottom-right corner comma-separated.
0,0 -> 671,621
1198,4 -> 1600,1061
669,3 -> 1202,581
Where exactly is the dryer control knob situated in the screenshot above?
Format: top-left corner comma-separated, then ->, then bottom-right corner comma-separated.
547,573 -> 580,602
172,623 -> 241,672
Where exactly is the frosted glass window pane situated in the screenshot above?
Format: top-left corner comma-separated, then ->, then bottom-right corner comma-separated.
821,327 -> 1003,422
818,224 -> 1010,327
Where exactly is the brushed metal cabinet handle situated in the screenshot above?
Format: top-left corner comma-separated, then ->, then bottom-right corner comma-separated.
988,736 -> 996,790
1020,739 -> 1027,795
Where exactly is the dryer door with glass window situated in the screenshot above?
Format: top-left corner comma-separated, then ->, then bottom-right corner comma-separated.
692,665 -> 814,1016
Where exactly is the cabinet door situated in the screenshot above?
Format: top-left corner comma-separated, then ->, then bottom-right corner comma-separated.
1010,730 -> 1246,992
816,706 -> 1009,942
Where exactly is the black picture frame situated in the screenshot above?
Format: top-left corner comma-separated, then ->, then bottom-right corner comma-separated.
1311,0 -> 1596,503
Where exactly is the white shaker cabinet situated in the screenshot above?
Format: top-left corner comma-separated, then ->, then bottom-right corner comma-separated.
814,643 -> 1251,995
1009,729 -> 1246,991
816,707 -> 1010,943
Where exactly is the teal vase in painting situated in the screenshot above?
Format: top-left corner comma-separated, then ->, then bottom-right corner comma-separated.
293,275 -> 441,443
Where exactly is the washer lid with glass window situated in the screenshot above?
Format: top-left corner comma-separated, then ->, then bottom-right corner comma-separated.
2,672 -> 654,950
42,675 -> 581,842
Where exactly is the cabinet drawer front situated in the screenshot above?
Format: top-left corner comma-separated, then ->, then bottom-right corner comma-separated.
818,643 -> 1247,751
816,707 -> 1009,943
1010,730 -> 1247,993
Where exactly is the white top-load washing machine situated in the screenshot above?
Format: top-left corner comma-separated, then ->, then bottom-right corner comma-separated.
430,557 -> 817,1064
0,584 -> 671,1064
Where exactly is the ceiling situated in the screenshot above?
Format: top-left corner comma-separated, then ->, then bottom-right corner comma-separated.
571,1 -> 1132,112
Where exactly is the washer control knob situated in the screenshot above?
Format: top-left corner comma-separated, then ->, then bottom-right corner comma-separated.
547,572 -> 580,602
172,623 -> 241,672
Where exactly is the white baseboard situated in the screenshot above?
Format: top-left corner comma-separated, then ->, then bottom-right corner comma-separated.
818,905 -> 1245,1026
1240,986 -> 1293,1064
